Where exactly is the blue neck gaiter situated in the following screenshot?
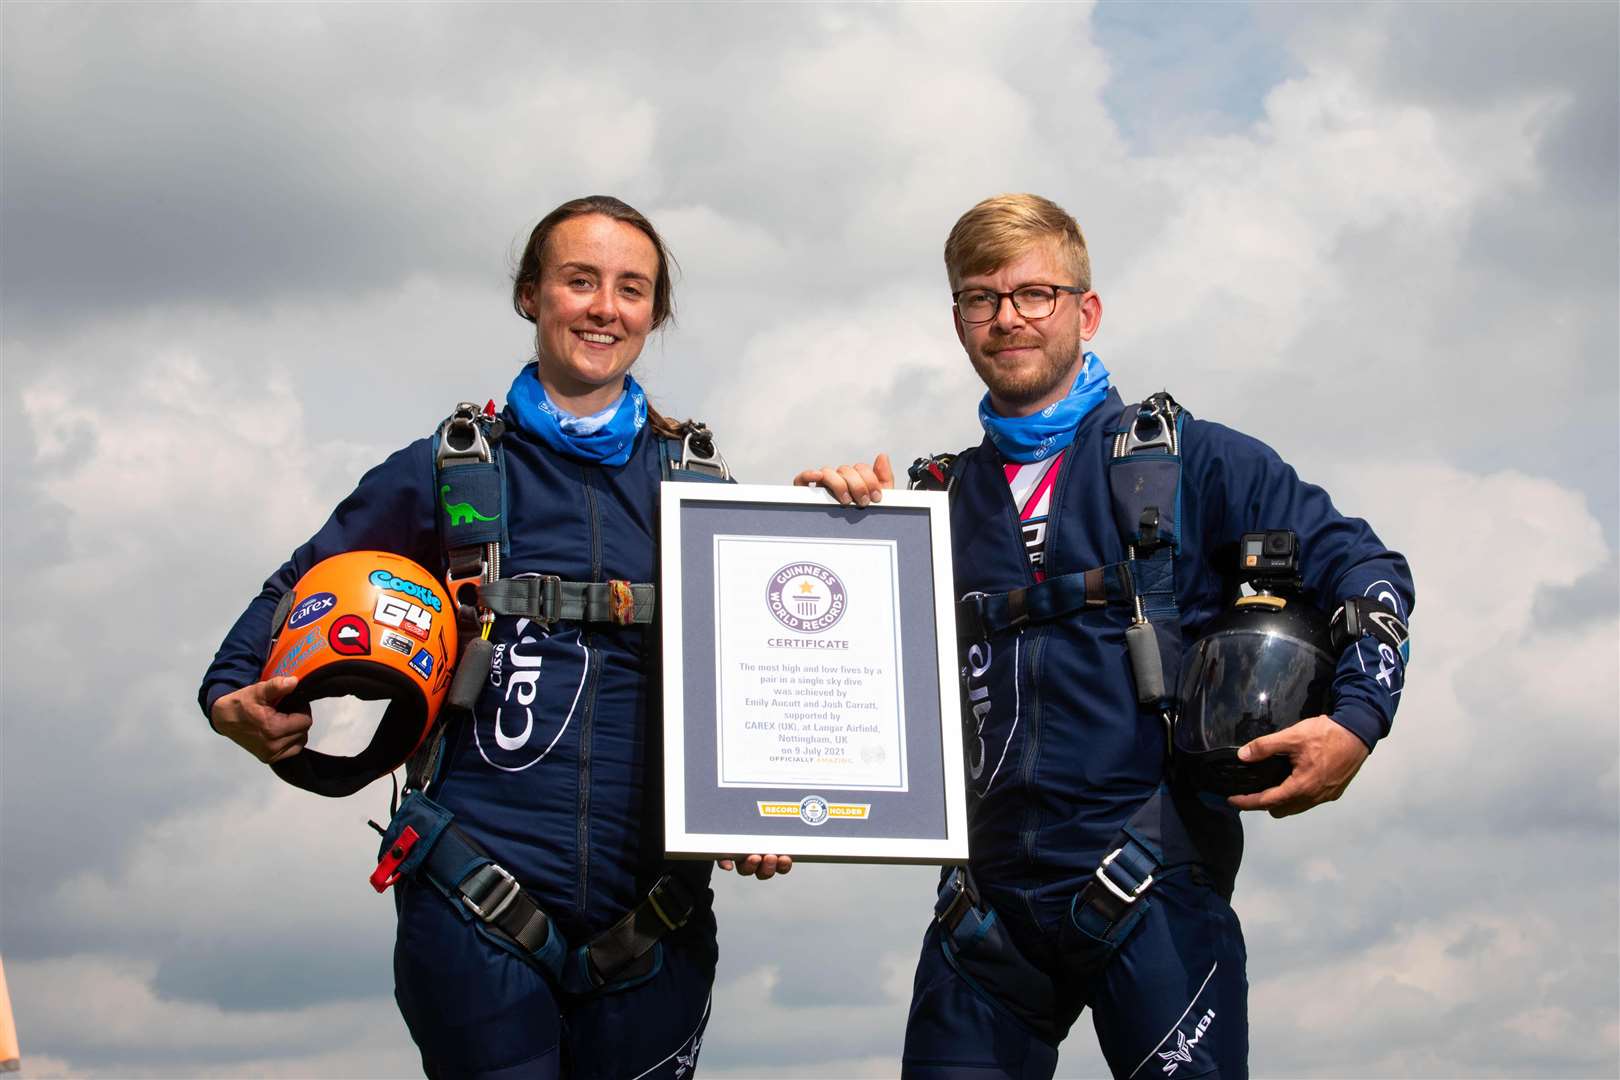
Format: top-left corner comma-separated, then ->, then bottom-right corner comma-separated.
979,352 -> 1111,463
505,362 -> 648,467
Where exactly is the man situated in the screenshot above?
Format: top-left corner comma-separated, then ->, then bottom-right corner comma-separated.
799,193 -> 1413,1078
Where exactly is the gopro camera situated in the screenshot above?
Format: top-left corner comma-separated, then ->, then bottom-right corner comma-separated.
1238,530 -> 1300,589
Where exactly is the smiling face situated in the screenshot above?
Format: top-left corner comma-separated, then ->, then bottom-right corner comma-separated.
953,240 -> 1102,417
520,213 -> 659,416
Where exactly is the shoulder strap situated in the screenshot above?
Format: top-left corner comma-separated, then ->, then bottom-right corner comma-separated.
1107,391 -> 1186,724
433,401 -> 507,633
406,402 -> 505,794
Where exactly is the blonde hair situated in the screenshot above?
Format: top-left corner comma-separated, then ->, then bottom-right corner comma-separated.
943,193 -> 1091,293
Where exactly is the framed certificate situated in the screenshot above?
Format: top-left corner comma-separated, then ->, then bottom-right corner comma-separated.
660,483 -> 969,863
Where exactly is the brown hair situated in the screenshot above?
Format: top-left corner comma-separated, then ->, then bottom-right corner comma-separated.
943,193 -> 1092,294
512,195 -> 684,438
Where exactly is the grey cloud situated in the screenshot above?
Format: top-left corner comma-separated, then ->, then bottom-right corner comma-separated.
152,934 -> 393,1013
1532,558 -> 1620,626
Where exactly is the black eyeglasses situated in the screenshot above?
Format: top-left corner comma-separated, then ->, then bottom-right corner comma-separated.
953,284 -> 1086,325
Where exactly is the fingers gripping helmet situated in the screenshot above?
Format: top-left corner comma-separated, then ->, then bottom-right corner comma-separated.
261,551 -> 458,797
1174,592 -> 1337,796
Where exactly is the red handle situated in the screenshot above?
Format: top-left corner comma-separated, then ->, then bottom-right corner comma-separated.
370,826 -> 421,893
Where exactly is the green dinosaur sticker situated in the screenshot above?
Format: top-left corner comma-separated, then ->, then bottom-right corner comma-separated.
441,484 -> 499,526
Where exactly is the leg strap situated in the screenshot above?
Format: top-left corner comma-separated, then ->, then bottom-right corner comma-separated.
392,794 -> 569,977
1070,783 -> 1203,945
932,867 -> 1060,1043
570,874 -> 697,993
376,793 -> 696,995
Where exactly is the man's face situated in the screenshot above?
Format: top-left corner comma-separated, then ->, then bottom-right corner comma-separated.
953,241 -> 1102,417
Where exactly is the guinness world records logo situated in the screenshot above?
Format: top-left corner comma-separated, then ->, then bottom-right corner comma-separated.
766,562 -> 848,633
798,795 -> 830,826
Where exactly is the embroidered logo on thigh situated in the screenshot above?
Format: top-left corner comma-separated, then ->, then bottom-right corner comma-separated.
1158,1008 -> 1215,1075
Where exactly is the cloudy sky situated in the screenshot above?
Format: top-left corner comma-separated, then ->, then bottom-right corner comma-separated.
2,2 -> 1616,1076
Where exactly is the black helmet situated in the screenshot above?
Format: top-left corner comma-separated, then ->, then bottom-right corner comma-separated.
1174,591 -> 1336,795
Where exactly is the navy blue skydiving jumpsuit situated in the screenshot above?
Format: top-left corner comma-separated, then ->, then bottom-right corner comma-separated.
901,388 -> 1414,1080
201,415 -> 716,1080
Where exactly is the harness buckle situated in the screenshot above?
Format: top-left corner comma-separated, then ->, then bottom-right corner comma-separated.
537,574 -> 563,627
645,876 -> 693,931
935,867 -> 978,932
678,422 -> 731,480
1094,846 -> 1153,905
462,863 -> 521,923
1121,405 -> 1174,456
436,403 -> 494,469
446,551 -> 486,631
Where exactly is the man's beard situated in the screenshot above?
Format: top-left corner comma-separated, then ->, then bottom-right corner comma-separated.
970,324 -> 1085,411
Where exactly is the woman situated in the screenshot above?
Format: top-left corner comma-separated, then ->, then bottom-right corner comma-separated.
201,196 -> 787,1079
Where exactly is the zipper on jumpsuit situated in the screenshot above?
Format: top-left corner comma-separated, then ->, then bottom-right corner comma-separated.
1011,440 -> 1081,872
576,465 -> 605,920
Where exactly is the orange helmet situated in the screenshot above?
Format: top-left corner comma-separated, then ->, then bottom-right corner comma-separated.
261,551 -> 458,797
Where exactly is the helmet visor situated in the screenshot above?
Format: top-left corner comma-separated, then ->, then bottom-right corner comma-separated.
1176,628 -> 1336,753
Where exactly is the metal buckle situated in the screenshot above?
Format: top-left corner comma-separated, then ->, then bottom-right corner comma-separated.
679,423 -> 730,480
462,863 -> 521,923
446,557 -> 486,631
537,574 -> 562,627
645,879 -> 690,931
936,868 -> 976,931
436,403 -> 493,468
1094,847 -> 1153,905
1121,406 -> 1173,455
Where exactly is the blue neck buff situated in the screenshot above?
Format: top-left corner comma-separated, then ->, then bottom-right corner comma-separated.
978,352 -> 1111,463
505,362 -> 647,466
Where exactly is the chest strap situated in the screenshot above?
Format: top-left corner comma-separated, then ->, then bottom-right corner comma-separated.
479,576 -> 656,626
955,563 -> 1133,641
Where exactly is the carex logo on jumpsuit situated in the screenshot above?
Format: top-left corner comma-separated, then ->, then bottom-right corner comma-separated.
960,594 -> 1017,798
1360,579 -> 1410,695
475,608 -> 590,773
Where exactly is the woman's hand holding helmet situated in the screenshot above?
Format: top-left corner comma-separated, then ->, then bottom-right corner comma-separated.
210,676 -> 314,764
